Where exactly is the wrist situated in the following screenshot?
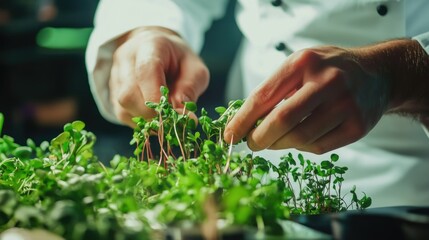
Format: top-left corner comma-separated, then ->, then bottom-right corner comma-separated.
351,39 -> 429,116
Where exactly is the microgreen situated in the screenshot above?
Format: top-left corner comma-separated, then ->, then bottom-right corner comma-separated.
0,112 -> 4,137
0,87 -> 371,239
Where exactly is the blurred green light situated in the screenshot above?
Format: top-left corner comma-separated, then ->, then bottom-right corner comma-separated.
36,27 -> 93,50
0,112 -> 4,136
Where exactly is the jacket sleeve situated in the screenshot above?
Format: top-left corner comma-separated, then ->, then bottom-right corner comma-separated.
413,32 -> 429,138
413,32 -> 429,55
85,0 -> 228,123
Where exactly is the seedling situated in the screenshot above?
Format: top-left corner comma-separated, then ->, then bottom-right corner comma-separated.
0,87 -> 371,239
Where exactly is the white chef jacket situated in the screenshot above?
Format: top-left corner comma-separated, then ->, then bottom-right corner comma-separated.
86,0 -> 429,208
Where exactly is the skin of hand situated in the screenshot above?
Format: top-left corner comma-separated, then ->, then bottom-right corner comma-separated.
224,39 -> 429,154
109,26 -> 209,127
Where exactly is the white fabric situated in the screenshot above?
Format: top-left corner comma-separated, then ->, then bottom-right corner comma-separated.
86,0 -> 429,207
231,0 -> 429,207
414,32 -> 429,55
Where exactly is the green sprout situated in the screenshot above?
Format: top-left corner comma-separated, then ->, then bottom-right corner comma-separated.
0,112 -> 4,136
0,87 -> 371,239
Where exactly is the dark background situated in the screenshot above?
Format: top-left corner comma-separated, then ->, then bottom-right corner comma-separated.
0,0 -> 241,162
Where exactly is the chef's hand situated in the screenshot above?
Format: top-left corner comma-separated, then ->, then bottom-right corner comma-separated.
225,39 -> 429,154
109,26 -> 209,127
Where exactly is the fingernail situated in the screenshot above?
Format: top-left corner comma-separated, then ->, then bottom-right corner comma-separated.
181,94 -> 192,103
224,129 -> 233,143
247,138 -> 262,152
247,141 -> 259,152
172,94 -> 191,109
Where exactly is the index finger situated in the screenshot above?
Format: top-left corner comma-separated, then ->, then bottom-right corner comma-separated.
135,56 -> 167,101
224,56 -> 303,144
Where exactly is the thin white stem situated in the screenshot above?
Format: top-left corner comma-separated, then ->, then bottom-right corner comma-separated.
222,135 -> 234,174
173,123 -> 186,160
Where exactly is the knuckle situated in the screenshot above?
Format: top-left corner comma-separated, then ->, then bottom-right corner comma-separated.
183,63 -> 210,96
144,92 -> 161,103
290,130 -> 311,147
116,109 -> 131,123
343,97 -> 359,113
181,84 -> 198,101
151,34 -> 172,46
151,35 -> 178,56
195,64 -> 210,83
117,88 -> 137,107
270,108 -> 294,130
294,49 -> 321,66
299,143 -> 328,155
254,136 -> 271,150
346,112 -> 368,137
263,115 -> 279,130
247,136 -> 265,151
301,49 -> 320,60
348,120 -> 367,139
327,68 -> 344,82
134,32 -> 169,46
310,144 -> 329,155
137,56 -> 164,70
113,46 -> 127,63
268,141 -> 283,150
319,68 -> 347,90
251,87 -> 276,107
135,57 -> 165,79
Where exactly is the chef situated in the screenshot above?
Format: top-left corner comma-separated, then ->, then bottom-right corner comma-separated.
86,0 -> 429,207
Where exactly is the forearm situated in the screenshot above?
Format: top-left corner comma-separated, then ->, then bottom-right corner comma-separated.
352,39 -> 429,121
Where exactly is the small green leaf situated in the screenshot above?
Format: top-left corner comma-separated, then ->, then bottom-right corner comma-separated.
333,176 -> 344,184
194,131 -> 200,139
12,146 -> 32,159
224,186 -> 250,210
40,141 -> 49,151
234,205 -> 253,224
359,195 -> 372,209
30,159 -> 44,168
64,123 -> 73,132
72,120 -> 85,131
110,155 -> 122,168
51,132 -> 71,146
214,106 -> 226,115
298,154 -> 305,166
145,101 -> 158,109
0,112 -> 4,136
187,119 -> 197,130
202,140 -> 216,153
330,153 -> 339,162
321,160 -> 334,169
184,102 -> 197,112
26,138 -> 36,149
228,99 -> 244,108
334,166 -> 346,174
132,117 -> 144,124
160,85 -> 169,97
14,206 -> 42,227
112,175 -> 124,183
0,87 -> 371,235
149,121 -> 159,131
49,200 -> 78,224
0,190 -> 17,216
